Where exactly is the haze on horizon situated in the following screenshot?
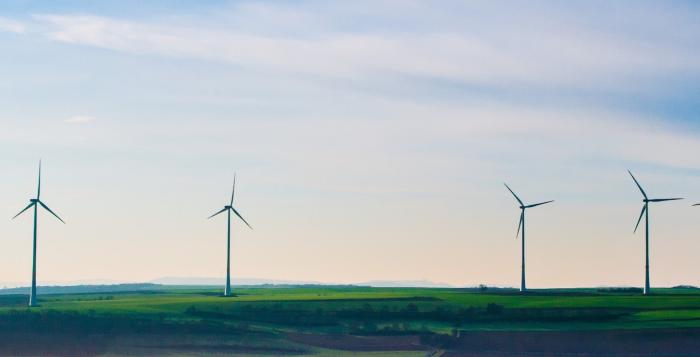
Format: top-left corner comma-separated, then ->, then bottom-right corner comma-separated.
1,0 -> 699,289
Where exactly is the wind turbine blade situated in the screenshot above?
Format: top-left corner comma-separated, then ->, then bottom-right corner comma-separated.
516,210 -> 523,239
647,198 -> 683,202
38,201 -> 65,224
37,160 -> 42,199
231,207 -> 253,229
230,173 -> 236,206
504,183 -> 524,206
12,202 -> 35,219
628,170 -> 647,199
525,200 -> 554,208
634,205 -> 647,234
207,207 -> 228,219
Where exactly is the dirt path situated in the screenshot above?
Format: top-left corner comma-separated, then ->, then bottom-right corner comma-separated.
287,332 -> 429,352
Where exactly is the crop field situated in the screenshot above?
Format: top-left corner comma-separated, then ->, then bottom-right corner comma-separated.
1,285 -> 700,356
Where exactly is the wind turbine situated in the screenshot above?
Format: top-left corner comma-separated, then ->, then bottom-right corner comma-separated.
504,183 -> 553,293
628,170 -> 682,295
208,174 -> 252,297
12,161 -> 65,307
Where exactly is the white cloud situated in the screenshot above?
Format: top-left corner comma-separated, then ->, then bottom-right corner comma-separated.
0,17 -> 26,33
31,3 -> 700,93
64,115 -> 95,124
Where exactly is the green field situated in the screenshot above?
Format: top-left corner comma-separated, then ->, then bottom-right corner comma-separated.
1,285 -> 700,355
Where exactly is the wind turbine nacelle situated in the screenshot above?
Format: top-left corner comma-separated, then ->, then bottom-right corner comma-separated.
30,199 -> 38,203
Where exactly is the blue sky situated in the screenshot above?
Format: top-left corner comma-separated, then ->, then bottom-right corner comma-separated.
0,1 -> 699,288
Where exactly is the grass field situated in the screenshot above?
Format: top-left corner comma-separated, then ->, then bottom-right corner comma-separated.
1,285 -> 700,355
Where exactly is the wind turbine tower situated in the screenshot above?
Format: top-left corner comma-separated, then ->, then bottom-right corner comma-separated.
12,161 -> 65,307
208,174 -> 253,297
628,171 -> 682,295
504,183 -> 553,293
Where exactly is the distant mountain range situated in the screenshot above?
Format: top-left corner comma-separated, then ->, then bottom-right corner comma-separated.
0,279 -> 127,289
0,283 -> 167,295
151,277 -> 454,288
149,277 -> 322,286
355,280 -> 453,288
1,280 -> 695,296
0,277 -> 456,295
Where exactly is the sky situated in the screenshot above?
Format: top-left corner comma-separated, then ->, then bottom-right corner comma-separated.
1,0 -> 699,289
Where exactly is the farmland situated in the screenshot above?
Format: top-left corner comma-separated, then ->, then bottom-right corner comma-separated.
1,285 -> 700,355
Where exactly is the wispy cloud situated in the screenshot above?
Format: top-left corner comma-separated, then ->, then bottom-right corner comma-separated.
64,115 -> 95,124
31,2 -> 700,93
0,17 -> 26,33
